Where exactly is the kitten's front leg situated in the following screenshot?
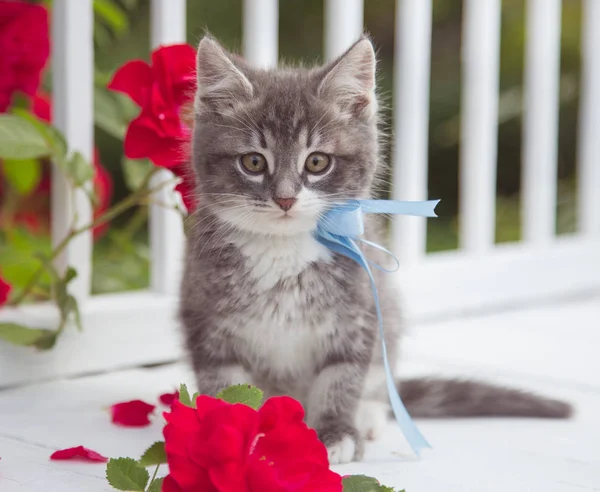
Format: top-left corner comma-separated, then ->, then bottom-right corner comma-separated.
195,363 -> 253,397
186,337 -> 252,396
305,362 -> 368,464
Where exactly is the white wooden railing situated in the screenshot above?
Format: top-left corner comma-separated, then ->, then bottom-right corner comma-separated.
0,0 -> 599,388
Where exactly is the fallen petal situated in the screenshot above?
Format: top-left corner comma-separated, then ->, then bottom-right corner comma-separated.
50,446 -> 108,462
111,399 -> 156,427
159,391 -> 180,406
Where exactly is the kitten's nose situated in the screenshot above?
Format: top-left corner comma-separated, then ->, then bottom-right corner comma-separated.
274,197 -> 297,211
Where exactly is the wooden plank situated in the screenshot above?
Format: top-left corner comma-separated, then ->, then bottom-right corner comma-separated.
521,0 -> 562,243
459,0 -> 501,252
391,0 -> 433,264
577,0 -> 600,236
324,0 -> 364,62
148,0 -> 187,295
243,0 -> 279,68
50,0 -> 94,303
2,334 -> 600,492
0,291 -> 181,388
398,236 -> 600,322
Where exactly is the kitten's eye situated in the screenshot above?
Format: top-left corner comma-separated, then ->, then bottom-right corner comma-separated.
240,153 -> 267,174
304,152 -> 331,174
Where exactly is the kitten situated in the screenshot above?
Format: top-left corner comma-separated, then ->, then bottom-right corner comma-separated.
179,35 -> 572,464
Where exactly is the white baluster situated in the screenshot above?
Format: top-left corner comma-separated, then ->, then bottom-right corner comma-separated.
324,0 -> 364,62
578,0 -> 600,236
391,0 -> 433,263
51,0 -> 94,302
459,0 -> 502,252
149,0 -> 187,295
522,0 -> 562,243
243,0 -> 279,68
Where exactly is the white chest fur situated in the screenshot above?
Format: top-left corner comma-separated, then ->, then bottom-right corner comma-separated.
228,232 -> 334,380
231,231 -> 332,290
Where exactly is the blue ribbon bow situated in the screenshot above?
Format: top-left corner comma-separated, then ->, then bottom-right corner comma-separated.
314,198 -> 440,457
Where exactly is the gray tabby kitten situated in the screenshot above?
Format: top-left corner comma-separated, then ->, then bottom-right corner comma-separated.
180,35 -> 572,464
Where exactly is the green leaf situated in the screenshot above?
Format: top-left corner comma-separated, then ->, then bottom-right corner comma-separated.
94,0 -> 128,35
64,267 -> 78,285
342,475 -> 394,492
94,88 -> 127,139
33,331 -> 59,351
179,383 -> 193,408
66,295 -> 83,332
10,109 -> 67,160
0,114 -> 50,160
0,323 -> 53,347
216,384 -> 264,410
64,151 -> 94,187
122,158 -> 154,191
120,0 -> 139,10
147,478 -> 164,492
138,441 -> 166,467
1,158 -> 42,195
106,458 -> 149,491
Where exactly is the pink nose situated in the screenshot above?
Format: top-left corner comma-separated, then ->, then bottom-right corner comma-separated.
274,197 -> 296,211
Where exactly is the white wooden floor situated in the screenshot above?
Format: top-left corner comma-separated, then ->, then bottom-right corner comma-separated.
1,296 -> 599,492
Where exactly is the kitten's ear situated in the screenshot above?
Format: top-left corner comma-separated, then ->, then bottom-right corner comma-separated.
317,37 -> 377,118
195,36 -> 253,111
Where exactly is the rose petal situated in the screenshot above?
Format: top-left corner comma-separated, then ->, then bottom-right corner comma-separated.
151,44 -> 196,107
92,150 -> 113,240
50,446 -> 108,462
110,399 -> 155,427
175,179 -> 196,212
124,113 -> 185,168
108,60 -> 154,106
159,391 -> 180,406
0,271 -> 12,306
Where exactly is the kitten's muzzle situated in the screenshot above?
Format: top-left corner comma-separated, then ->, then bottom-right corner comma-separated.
274,197 -> 297,212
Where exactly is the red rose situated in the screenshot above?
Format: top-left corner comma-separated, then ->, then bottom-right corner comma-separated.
173,163 -> 197,212
162,396 -> 342,492
0,269 -> 11,306
0,1 -> 49,112
108,44 -> 196,170
92,148 -> 113,240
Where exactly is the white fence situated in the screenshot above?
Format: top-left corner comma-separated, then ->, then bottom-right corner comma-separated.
0,0 -> 599,388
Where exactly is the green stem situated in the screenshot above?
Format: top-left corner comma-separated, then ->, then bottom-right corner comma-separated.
9,168 -> 172,306
147,464 -> 160,491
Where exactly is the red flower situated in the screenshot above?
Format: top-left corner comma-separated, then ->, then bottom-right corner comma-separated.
110,399 -> 156,427
0,1 -> 49,112
92,149 -> 113,240
50,446 -> 108,463
0,270 -> 11,306
108,44 -> 196,169
174,173 -> 196,212
162,396 -> 342,492
159,390 -> 180,406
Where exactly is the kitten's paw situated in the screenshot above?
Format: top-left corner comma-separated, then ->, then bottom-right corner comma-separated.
327,435 -> 356,464
355,400 -> 388,441
317,423 -> 364,464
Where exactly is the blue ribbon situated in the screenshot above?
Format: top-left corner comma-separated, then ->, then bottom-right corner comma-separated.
314,199 -> 440,457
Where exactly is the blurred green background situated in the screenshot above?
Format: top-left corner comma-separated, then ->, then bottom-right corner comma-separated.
1,0 -> 586,297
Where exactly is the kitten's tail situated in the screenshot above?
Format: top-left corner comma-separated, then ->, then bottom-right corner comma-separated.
398,378 -> 573,419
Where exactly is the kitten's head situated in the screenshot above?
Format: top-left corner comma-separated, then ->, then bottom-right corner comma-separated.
192,35 -> 380,236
